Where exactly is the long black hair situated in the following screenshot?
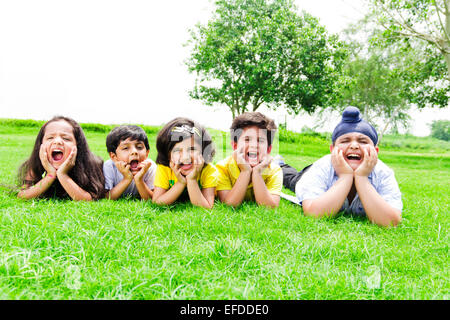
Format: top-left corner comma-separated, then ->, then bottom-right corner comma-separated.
17,116 -> 105,199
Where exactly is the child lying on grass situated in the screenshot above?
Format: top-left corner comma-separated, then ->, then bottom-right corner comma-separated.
216,112 -> 282,208
152,117 -> 218,209
279,107 -> 402,227
17,116 -> 104,200
104,125 -> 156,200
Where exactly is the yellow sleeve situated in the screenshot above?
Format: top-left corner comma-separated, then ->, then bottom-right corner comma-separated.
265,165 -> 283,195
200,163 -> 219,189
215,158 -> 233,191
153,164 -> 171,190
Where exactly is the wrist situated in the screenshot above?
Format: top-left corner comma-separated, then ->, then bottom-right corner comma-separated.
45,172 -> 56,179
186,176 -> 197,182
56,170 -> 67,178
337,173 -> 354,180
252,168 -> 263,176
354,175 -> 369,183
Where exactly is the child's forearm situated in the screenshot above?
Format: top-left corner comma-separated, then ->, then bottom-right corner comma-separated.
302,175 -> 353,217
17,175 -> 56,199
107,177 -> 133,200
252,171 -> 280,208
153,182 -> 186,205
135,179 -> 153,200
186,180 -> 214,209
355,176 -> 401,227
57,173 -> 93,201
220,171 -> 252,207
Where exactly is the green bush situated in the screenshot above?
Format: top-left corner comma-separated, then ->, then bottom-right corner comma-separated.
278,128 -> 329,145
430,120 -> 450,141
0,118 -> 161,135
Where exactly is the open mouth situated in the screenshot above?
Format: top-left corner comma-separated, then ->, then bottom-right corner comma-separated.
51,150 -> 64,161
129,160 -> 139,170
247,152 -> 258,159
180,163 -> 193,171
247,151 -> 259,166
346,153 -> 361,161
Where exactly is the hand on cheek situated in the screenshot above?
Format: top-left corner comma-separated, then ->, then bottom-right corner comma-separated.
355,145 -> 378,177
187,154 -> 204,181
134,159 -> 152,181
170,160 -> 186,184
331,147 -> 353,177
39,143 -> 57,176
233,145 -> 252,173
58,146 -> 77,176
254,155 -> 272,174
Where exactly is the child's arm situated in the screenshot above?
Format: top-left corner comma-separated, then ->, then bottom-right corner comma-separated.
302,148 -> 353,217
354,146 -> 402,227
217,149 -> 252,207
134,159 -> 154,200
17,173 -> 57,199
152,162 -> 186,205
106,160 -> 133,200
18,144 -> 57,199
252,156 -> 280,208
185,155 -> 215,209
56,147 -> 93,201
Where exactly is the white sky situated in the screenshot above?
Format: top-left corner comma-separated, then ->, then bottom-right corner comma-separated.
0,0 -> 448,136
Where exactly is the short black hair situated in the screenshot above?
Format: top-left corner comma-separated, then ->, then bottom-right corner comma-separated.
106,125 -> 150,153
230,112 -> 277,147
156,117 -> 215,167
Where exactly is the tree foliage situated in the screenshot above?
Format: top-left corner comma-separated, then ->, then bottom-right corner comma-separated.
339,51 -> 412,136
430,119 -> 450,140
336,17 -> 416,136
185,0 -> 348,118
367,0 -> 450,109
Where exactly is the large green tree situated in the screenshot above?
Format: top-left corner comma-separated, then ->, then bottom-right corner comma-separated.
336,17 -> 416,137
185,0 -> 347,118
368,0 -> 450,108
339,52 -> 412,136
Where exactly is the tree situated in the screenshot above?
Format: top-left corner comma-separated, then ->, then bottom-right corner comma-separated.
339,52 -> 412,137
430,120 -> 450,140
335,17 -> 415,137
185,0 -> 347,118
368,0 -> 450,108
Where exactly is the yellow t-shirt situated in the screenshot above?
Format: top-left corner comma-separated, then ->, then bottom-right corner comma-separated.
154,163 -> 218,190
215,155 -> 283,200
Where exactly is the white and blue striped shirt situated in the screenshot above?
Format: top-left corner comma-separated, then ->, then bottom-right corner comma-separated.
295,154 -> 403,216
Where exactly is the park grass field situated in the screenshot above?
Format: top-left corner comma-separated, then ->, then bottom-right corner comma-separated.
0,118 -> 448,299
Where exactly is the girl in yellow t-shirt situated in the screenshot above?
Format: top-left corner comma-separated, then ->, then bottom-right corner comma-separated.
152,117 -> 218,209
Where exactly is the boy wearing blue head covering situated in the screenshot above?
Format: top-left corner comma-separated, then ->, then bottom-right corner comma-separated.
279,107 -> 402,227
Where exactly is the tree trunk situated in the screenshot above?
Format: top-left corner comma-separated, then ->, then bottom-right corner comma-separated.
445,0 -> 450,80
445,51 -> 450,81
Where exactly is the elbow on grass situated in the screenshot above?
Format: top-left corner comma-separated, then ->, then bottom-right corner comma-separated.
301,200 -> 329,218
375,211 -> 402,228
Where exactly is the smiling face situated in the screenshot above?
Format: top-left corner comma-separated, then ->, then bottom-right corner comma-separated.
233,126 -> 271,167
42,120 -> 77,169
170,137 -> 202,176
111,137 -> 149,175
331,132 -> 378,170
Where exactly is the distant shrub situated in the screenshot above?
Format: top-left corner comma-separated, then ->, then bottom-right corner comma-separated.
278,128 -> 329,145
0,118 -> 45,128
430,120 -> 450,141
0,118 -> 161,135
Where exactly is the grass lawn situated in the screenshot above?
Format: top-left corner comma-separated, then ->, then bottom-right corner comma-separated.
0,119 -> 448,299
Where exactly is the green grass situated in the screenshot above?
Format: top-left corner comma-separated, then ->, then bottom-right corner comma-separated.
0,118 -> 448,299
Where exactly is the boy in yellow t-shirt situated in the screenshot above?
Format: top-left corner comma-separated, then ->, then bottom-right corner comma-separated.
216,112 -> 282,208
